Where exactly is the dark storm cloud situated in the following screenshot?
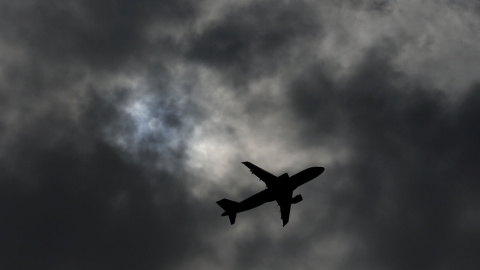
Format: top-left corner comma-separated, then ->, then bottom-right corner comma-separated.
336,0 -> 392,12
287,46 -> 480,270
0,0 -> 197,69
186,0 -> 319,85
0,91 -> 213,270
0,1 -> 212,269
0,0 -> 198,130
2,0 -> 480,269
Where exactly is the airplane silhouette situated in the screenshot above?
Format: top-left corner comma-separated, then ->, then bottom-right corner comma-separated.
217,162 -> 325,226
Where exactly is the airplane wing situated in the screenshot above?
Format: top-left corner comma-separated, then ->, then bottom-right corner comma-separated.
242,162 -> 276,187
275,186 -> 293,226
278,199 -> 291,226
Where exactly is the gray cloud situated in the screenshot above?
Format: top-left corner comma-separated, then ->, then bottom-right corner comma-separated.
0,0 -> 197,69
0,88 -> 213,269
1,0 -> 480,270
0,1 -> 208,269
186,0 -> 319,86
288,47 -> 480,270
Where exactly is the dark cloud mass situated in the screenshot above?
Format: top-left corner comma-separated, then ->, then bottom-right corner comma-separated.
1,0 -> 480,269
0,92 -> 209,270
186,0 -> 319,85
289,49 -> 480,269
0,0 -> 196,68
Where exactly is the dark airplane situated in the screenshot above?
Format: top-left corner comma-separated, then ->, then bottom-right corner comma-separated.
217,162 -> 325,226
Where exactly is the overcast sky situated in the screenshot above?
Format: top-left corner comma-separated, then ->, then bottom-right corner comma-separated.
1,0 -> 480,269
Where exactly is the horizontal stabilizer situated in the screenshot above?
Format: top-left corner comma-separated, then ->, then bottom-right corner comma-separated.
216,199 -> 239,225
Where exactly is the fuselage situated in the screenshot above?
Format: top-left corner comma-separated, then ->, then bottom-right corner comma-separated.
230,166 -> 324,214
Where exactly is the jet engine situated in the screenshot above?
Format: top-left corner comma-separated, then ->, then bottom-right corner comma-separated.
291,194 -> 303,204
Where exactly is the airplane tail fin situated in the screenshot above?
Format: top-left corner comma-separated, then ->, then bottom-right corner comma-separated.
216,199 -> 238,225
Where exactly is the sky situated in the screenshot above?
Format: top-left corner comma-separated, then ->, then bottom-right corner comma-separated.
1,0 -> 480,269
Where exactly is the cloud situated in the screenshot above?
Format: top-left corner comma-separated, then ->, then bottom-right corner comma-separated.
287,46 -> 480,270
185,0 -> 320,86
0,0 -> 197,69
1,0 -> 480,270
0,86 -> 215,269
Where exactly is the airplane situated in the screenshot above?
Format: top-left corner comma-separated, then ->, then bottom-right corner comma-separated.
217,162 -> 325,226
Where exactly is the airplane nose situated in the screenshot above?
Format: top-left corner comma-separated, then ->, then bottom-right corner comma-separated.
314,167 -> 325,176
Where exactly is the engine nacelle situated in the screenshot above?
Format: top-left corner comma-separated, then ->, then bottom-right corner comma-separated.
291,194 -> 303,204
